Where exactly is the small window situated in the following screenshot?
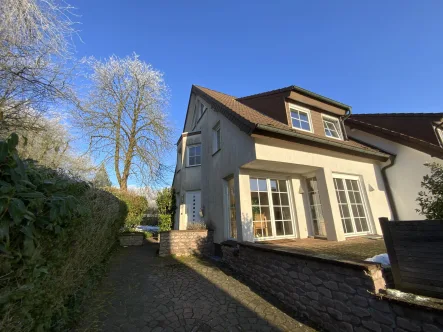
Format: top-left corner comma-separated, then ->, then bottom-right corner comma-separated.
187,145 -> 201,166
290,105 -> 312,132
322,115 -> 343,140
212,123 -> 221,154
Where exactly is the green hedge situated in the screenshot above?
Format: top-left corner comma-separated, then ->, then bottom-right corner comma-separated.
106,187 -> 147,226
158,214 -> 172,231
0,134 -> 126,331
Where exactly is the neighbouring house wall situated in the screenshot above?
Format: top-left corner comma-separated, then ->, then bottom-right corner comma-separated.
239,136 -> 392,241
222,242 -> 443,332
347,127 -> 443,220
159,230 -> 213,257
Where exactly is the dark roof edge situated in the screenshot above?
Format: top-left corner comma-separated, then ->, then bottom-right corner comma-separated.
255,124 -> 391,161
238,85 -> 351,111
352,112 -> 443,118
347,118 -> 443,159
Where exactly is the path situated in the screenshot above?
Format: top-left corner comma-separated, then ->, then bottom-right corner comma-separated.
75,242 -> 318,332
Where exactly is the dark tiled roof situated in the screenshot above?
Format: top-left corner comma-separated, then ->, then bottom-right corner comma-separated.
347,113 -> 443,158
192,85 -> 389,160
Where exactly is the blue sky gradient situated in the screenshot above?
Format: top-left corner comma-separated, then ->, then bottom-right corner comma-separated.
73,0 -> 443,186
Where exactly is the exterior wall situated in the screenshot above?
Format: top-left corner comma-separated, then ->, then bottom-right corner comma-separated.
222,243 -> 443,332
159,230 -> 213,257
238,136 -> 392,241
174,94 -> 256,243
347,127 -> 443,220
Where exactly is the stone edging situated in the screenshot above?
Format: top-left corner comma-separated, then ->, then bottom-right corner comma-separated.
221,240 -> 381,272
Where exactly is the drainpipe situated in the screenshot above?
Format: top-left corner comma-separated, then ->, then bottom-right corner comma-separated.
340,109 -> 351,141
380,155 -> 399,221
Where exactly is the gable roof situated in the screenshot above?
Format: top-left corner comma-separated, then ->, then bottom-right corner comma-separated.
190,85 -> 390,161
347,113 -> 443,158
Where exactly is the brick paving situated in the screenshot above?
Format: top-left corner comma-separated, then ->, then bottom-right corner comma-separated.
75,242 -> 318,332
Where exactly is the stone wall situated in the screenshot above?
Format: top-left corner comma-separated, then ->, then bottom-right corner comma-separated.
222,242 -> 443,332
159,230 -> 213,257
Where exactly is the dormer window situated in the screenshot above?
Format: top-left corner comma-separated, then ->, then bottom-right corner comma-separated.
322,115 -> 343,140
289,104 -> 312,132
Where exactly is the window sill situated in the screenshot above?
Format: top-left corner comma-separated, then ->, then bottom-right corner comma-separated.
186,164 -> 201,168
212,148 -> 221,157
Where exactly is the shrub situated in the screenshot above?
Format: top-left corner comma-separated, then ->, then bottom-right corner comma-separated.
143,231 -> 153,239
158,214 -> 172,231
417,162 -> 443,219
106,187 -> 148,226
0,134 -> 126,331
187,221 -> 207,230
156,187 -> 176,222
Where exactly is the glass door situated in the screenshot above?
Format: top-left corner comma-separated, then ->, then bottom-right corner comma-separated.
250,177 -> 294,240
333,176 -> 370,235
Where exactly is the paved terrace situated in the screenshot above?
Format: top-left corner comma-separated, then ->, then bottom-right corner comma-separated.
75,242 -> 317,332
257,237 -> 386,262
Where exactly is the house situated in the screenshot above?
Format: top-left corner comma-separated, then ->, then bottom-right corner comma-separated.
346,113 -> 443,220
172,85 -> 393,249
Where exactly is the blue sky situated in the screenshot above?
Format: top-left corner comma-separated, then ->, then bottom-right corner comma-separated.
73,0 -> 443,187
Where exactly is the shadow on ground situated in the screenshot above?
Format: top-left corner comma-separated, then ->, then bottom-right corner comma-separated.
74,242 -> 319,332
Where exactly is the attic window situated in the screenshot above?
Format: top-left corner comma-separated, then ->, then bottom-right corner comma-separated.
289,105 -> 312,132
322,115 -> 343,140
192,99 -> 207,129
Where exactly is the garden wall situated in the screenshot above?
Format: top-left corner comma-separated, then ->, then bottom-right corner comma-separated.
159,230 -> 213,257
222,242 -> 443,332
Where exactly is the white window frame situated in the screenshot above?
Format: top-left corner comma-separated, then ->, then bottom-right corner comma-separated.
289,104 -> 313,133
187,144 -> 201,167
212,122 -> 221,154
249,176 -> 297,241
332,173 -> 373,236
322,114 -> 343,140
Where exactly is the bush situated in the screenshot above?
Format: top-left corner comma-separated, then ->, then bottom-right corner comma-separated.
106,187 -> 147,226
156,187 -> 176,222
158,214 -> 172,231
0,134 -> 127,331
417,162 -> 443,219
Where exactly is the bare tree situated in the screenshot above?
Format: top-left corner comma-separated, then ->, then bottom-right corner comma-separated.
0,0 -> 78,134
74,54 -> 173,190
13,111 -> 95,178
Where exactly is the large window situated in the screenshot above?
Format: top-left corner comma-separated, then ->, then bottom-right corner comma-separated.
307,177 -> 326,237
250,178 -> 294,239
187,145 -> 201,166
322,115 -> 343,140
290,105 -> 312,132
212,122 -> 221,154
333,175 -> 370,235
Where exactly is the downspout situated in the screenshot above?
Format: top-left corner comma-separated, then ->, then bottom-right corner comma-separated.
340,108 -> 351,141
380,155 -> 399,220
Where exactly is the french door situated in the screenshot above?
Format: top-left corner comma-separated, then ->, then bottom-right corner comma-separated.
333,175 -> 371,235
250,177 -> 295,240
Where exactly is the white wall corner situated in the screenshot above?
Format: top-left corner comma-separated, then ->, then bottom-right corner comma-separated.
291,178 -> 309,239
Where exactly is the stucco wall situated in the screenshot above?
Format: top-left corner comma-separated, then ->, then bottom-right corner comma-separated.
347,127 -> 443,220
222,242 -> 443,332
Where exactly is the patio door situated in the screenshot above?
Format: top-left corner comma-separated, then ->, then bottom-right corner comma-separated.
333,175 -> 370,235
250,177 -> 295,240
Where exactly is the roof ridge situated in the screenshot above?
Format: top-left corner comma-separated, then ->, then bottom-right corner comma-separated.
193,85 -> 238,99
237,86 -> 294,100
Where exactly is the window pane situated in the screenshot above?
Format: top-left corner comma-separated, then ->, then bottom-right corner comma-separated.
275,221 -> 284,236
299,111 -> 309,122
341,205 -> 350,218
274,207 -> 282,220
250,178 -> 258,191
351,205 -> 358,217
195,156 -> 201,165
189,148 -> 195,157
361,218 -> 369,232
338,191 -> 347,204
355,218 -> 363,233
260,206 -> 271,222
266,222 -> 273,237
252,206 -> 261,221
290,110 -> 299,120
259,192 -> 269,205
282,207 -> 291,220
334,178 -> 344,190
189,156 -> 195,165
251,192 -> 259,205
354,192 -> 362,203
278,180 -> 287,192
301,121 -> 311,131
272,193 -> 280,205
284,220 -> 294,235
280,193 -> 289,206
196,145 -> 201,155
270,180 -> 278,191
292,119 -> 301,128
258,179 -> 267,191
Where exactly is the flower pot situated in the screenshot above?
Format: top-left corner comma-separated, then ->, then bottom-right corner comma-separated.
119,233 -> 144,246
